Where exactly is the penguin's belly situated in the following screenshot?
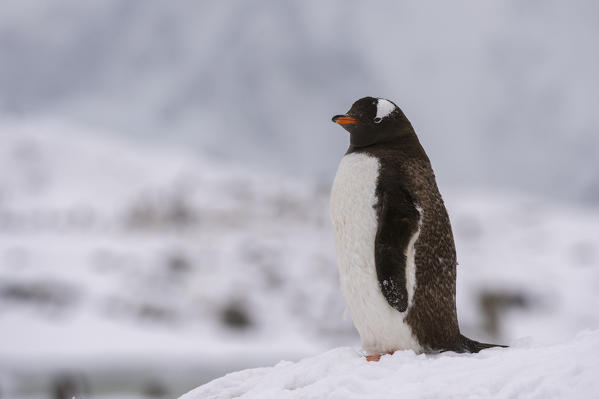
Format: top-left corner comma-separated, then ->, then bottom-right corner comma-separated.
330,152 -> 421,354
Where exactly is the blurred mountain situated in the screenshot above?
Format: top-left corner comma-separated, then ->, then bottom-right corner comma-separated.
1,0 -> 598,201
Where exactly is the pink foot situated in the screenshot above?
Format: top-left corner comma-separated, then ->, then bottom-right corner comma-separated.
365,351 -> 394,362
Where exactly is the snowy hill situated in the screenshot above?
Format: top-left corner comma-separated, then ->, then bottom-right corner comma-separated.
0,117 -> 341,397
1,118 -> 599,398
180,330 -> 599,399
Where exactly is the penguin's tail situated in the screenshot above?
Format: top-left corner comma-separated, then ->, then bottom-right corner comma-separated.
460,334 -> 508,353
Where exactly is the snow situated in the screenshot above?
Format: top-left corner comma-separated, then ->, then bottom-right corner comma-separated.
0,117 -> 338,397
1,117 -> 599,398
180,330 -> 599,399
1,4 -> 598,398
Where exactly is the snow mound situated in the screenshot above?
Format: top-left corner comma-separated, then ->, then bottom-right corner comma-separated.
180,330 -> 599,399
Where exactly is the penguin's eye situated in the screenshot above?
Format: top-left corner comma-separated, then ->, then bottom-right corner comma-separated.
373,117 -> 382,124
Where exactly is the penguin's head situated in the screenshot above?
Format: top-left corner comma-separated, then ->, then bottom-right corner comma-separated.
332,97 -> 411,147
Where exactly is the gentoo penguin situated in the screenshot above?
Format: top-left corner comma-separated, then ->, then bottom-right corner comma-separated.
330,97 -> 505,360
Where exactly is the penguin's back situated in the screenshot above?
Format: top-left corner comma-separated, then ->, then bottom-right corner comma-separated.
330,152 -> 422,354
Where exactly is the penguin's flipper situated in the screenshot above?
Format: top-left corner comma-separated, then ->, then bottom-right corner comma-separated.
374,189 -> 420,313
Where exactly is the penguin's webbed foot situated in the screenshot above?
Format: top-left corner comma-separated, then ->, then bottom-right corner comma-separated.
365,352 -> 393,362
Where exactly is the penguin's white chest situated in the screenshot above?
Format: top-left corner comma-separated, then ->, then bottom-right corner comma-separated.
330,152 -> 421,354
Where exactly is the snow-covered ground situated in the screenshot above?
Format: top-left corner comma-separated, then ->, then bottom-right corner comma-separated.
1,118 -> 598,398
181,330 -> 599,399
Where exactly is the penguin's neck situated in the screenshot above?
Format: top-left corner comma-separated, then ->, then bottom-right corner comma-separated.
347,130 -> 426,161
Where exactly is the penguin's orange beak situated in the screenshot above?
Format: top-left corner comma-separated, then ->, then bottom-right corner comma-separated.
332,115 -> 360,125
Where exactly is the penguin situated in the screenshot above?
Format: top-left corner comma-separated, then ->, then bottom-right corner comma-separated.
330,97 -> 505,360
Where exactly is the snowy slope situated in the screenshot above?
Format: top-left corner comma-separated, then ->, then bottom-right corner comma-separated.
0,117 -> 345,350
180,330 -> 599,399
1,117 -> 599,398
0,117 -> 342,397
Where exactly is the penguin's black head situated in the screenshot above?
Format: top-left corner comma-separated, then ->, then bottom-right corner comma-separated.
332,97 -> 411,148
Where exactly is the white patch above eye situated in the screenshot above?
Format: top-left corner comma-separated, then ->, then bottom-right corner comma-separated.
375,99 -> 396,120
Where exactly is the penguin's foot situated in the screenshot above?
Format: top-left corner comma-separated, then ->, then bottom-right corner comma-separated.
365,352 -> 393,362
366,354 -> 382,362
